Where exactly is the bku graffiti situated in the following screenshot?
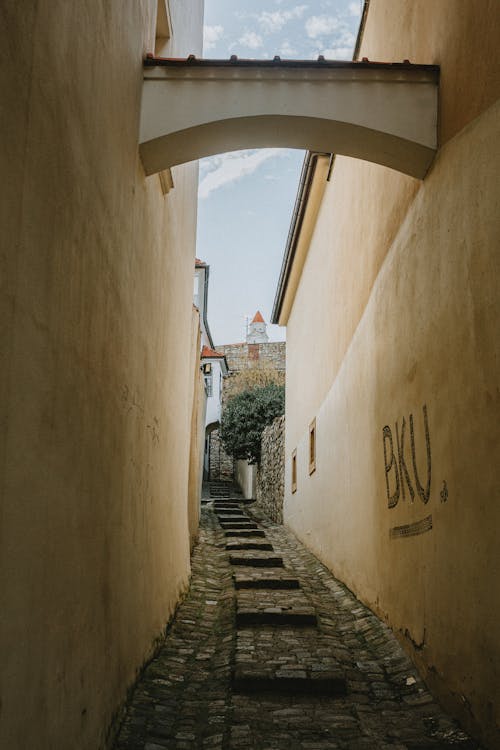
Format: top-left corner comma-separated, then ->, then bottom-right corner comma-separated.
383,405 -> 432,508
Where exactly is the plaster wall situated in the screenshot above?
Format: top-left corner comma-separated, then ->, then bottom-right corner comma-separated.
0,1 -> 203,748
205,360 -> 224,426
187,309 -> 206,548
284,2 -> 500,745
235,460 -> 257,500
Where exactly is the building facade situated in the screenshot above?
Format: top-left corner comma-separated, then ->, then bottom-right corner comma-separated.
1,2 -> 204,748
273,2 -> 500,746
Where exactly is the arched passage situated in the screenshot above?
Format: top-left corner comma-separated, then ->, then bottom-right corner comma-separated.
139,58 -> 439,179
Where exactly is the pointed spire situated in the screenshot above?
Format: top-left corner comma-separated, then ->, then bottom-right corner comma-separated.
247,310 -> 269,343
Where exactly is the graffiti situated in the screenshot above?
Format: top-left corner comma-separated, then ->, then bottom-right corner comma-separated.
410,407 -> 431,503
389,514 -> 433,539
440,480 -> 449,503
383,425 -> 399,508
383,405 -> 431,508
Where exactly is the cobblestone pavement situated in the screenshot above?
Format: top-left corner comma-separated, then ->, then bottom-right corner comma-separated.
114,485 -> 481,750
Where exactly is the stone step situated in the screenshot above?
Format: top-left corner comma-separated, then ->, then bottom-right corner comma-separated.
226,542 -> 274,551
233,668 -> 347,696
236,589 -> 315,624
220,521 -> 259,529
218,515 -> 255,522
214,505 -> 246,516
224,529 -> 266,538
234,627 -> 347,695
230,554 -> 284,568
236,610 -> 317,626
233,570 -> 300,589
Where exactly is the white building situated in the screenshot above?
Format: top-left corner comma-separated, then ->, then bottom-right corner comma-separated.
194,258 -> 214,349
194,258 -> 228,478
201,345 -> 228,427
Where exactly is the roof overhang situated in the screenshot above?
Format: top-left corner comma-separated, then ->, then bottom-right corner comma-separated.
271,152 -> 331,325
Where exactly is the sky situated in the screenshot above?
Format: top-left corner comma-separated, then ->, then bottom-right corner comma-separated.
196,0 -> 363,346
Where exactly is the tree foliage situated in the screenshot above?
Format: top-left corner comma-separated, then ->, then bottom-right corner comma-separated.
220,383 -> 285,464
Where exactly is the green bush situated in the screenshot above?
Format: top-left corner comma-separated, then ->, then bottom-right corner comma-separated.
221,383 -> 285,464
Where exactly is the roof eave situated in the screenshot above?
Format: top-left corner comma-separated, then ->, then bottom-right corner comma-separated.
271,1 -> 372,326
271,151 -> 331,325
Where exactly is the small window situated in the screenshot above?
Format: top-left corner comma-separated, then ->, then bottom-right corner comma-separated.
204,374 -> 213,397
291,449 -> 297,493
309,418 -> 316,475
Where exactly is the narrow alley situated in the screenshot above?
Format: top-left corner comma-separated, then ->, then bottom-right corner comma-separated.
114,483 -> 478,750
3,2 -> 499,748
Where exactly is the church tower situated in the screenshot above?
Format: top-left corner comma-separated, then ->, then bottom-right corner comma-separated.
247,310 -> 269,344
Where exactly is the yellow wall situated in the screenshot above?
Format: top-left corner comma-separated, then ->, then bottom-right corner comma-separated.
0,1 -> 203,748
187,307 -> 207,547
284,2 -> 500,746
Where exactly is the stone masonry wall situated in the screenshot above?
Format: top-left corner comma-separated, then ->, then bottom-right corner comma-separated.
218,342 -> 286,373
222,369 -> 286,408
256,415 -> 285,523
209,428 -> 234,481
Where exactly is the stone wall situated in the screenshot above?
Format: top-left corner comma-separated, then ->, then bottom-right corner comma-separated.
222,368 -> 286,407
218,341 -> 286,372
209,428 -> 234,480
256,415 -> 285,523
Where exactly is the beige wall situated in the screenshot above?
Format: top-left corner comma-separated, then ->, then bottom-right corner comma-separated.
284,2 -> 500,746
187,308 -> 207,546
0,1 -> 203,748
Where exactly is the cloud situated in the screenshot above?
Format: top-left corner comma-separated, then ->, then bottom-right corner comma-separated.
238,31 -> 264,49
305,15 -> 341,38
257,5 -> 308,34
279,40 -> 298,57
199,150 -> 288,199
348,1 -> 362,17
203,24 -> 224,51
320,46 -> 352,59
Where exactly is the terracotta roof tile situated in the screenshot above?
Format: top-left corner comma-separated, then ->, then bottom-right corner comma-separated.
201,345 -> 225,359
195,258 -> 207,267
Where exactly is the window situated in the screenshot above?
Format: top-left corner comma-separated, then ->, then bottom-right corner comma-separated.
291,449 -> 297,493
204,374 -> 213,397
309,418 -> 316,475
